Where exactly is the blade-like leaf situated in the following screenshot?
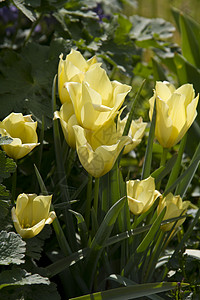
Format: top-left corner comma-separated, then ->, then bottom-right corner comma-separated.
69,282 -> 186,300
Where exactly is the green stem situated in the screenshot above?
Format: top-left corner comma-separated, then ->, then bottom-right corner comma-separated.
165,134 -> 187,193
85,174 -> 93,229
156,147 -> 168,190
23,13 -> 44,46
144,230 -> 165,282
11,168 -> 17,205
93,177 -> 99,215
65,148 -> 76,179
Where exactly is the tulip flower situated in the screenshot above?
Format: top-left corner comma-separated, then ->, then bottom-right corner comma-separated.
117,113 -> 147,154
11,193 -> 56,239
73,124 -> 132,178
54,102 -> 78,149
149,81 -> 199,148
66,65 -> 131,131
126,176 -> 161,215
58,49 -> 98,104
157,193 -> 190,232
0,113 -> 39,160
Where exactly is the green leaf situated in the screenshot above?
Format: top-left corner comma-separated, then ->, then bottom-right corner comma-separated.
69,282 -> 185,300
69,210 -> 88,247
107,274 -> 165,300
84,197 -> 126,289
0,268 -> 49,290
0,184 -> 10,200
0,150 -> 16,183
0,282 -> 61,300
0,231 -> 26,265
13,0 -> 36,22
152,57 -> 168,82
175,142 -> 200,197
179,12 -> 200,68
45,248 -> 88,278
136,208 -> 166,253
0,39 -> 72,129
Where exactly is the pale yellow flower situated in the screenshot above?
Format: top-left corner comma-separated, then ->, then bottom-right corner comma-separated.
127,176 -> 161,215
73,123 -> 132,178
11,193 -> 56,239
117,113 -> 147,154
149,81 -> 199,148
157,193 -> 190,232
54,102 -> 78,149
66,65 -> 131,131
58,49 -> 98,104
0,113 -> 39,160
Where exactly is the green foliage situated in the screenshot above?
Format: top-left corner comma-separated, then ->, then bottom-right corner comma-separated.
0,231 -> 26,265
0,150 -> 16,183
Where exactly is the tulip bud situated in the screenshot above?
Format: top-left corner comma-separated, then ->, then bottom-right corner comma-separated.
0,112 -> 39,160
157,193 -> 190,232
58,49 -> 98,104
11,193 -> 56,239
126,176 -> 161,215
149,81 -> 199,148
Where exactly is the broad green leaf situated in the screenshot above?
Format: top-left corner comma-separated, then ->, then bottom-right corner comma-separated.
69,282 -> 185,300
0,268 -> 49,290
0,150 -> 16,183
179,12 -> 200,68
0,184 -> 10,200
184,249 -> 200,261
0,282 -> 61,300
0,231 -> 26,265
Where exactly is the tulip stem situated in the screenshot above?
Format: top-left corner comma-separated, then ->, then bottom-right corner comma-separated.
85,174 -> 93,229
93,177 -> 99,215
11,168 -> 17,205
157,147 -> 168,190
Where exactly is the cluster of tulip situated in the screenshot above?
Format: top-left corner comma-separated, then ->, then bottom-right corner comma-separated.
54,49 -> 147,178
0,49 -> 198,238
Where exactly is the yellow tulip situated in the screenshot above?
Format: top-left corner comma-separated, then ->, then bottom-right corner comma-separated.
54,102 -> 78,149
58,49 -> 98,104
0,113 -> 39,160
73,124 -> 132,178
157,193 -> 190,232
66,65 -> 131,131
11,193 -> 56,239
117,114 -> 147,154
126,176 -> 161,215
149,81 -> 199,148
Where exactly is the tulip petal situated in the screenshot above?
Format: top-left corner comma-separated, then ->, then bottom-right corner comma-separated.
155,81 -> 173,101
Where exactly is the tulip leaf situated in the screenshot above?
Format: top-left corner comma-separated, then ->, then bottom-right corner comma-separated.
69,281 -> 185,300
69,210 -> 89,247
0,268 -> 49,290
175,142 -> 200,197
107,274 -> 165,300
84,196 -> 126,289
0,231 -> 26,266
136,208 -> 166,253
179,12 -> 200,68
0,150 -> 16,183
45,248 -> 88,278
